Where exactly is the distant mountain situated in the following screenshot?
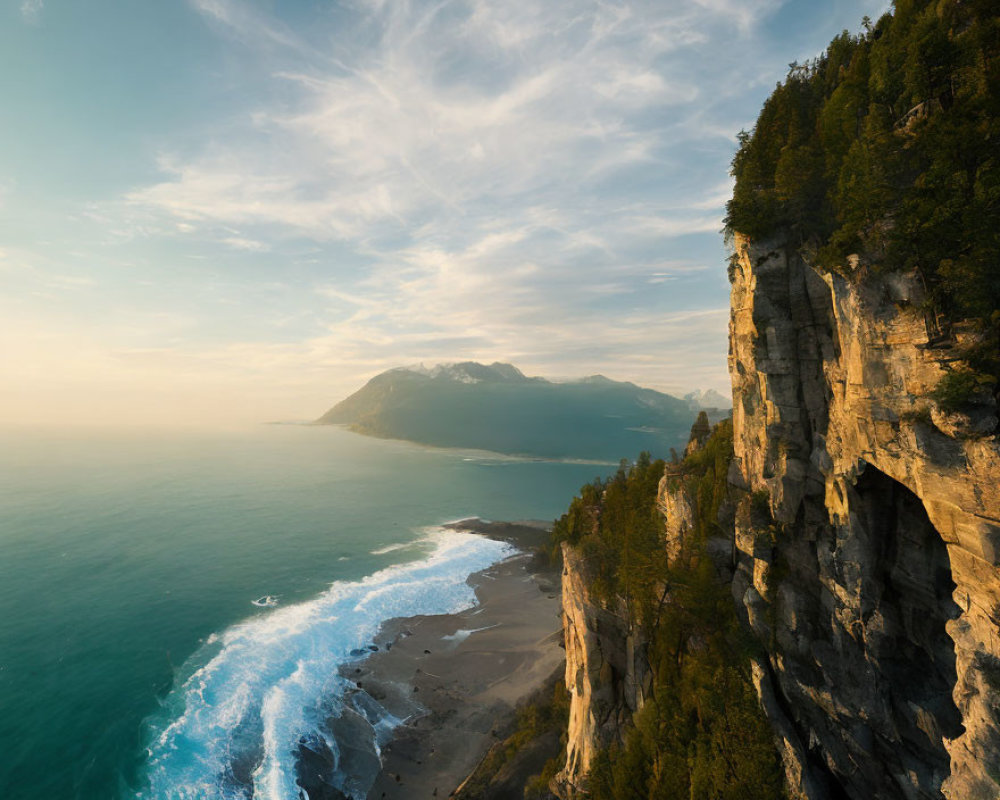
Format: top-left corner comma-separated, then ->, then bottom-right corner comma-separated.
684,388 -> 731,411
316,362 -> 697,460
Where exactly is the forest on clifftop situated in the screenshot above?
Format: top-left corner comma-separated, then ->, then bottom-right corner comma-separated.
725,0 -> 999,409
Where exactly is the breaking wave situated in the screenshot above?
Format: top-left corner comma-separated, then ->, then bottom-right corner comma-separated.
135,530 -> 514,800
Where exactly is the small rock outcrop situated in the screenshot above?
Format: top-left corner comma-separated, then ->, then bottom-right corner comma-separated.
656,473 -> 696,564
729,234 -> 1000,799
552,544 -> 650,798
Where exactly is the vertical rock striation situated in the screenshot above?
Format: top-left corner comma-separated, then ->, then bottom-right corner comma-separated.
729,234 -> 1000,800
553,544 -> 650,798
656,473 -> 696,564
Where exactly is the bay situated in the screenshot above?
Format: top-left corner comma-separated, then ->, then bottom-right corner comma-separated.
0,424 -> 610,799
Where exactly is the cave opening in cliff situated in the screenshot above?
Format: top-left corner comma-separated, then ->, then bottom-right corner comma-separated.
854,461 -> 963,775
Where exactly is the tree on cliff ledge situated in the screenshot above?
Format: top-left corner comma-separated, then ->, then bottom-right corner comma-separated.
725,0 -> 999,360
550,422 -> 786,799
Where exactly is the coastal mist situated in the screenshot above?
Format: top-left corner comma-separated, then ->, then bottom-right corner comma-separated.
0,425 -> 606,800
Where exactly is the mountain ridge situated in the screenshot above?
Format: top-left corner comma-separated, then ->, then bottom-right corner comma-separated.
316,362 -> 702,461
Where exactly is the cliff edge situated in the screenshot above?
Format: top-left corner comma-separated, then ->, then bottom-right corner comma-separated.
729,233 -> 1000,799
553,543 -> 650,798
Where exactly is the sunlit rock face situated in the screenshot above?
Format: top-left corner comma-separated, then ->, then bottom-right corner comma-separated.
729,233 -> 1000,800
657,475 -> 696,565
552,544 -> 650,799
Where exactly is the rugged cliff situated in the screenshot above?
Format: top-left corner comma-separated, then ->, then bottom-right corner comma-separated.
542,2 -> 1000,793
548,234 -> 1000,800
553,544 -> 650,798
548,431 -> 785,800
729,233 -> 1000,799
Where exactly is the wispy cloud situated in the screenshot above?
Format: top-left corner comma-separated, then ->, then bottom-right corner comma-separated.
2,0 -> 887,425
691,0 -> 783,34
20,0 -> 43,24
115,0 -> 760,405
188,0 -> 309,54
134,1 -> 721,241
221,236 -> 269,252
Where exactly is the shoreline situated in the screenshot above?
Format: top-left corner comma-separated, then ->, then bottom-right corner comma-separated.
345,522 -> 564,800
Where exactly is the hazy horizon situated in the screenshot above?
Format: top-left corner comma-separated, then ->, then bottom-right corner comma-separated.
1,0 -> 888,427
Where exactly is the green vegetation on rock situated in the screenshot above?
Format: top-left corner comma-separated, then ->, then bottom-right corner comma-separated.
549,450 -> 667,610
551,422 -> 787,799
454,675 -> 570,800
725,0 -> 1000,402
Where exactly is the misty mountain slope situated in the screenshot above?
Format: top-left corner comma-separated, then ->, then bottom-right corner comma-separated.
316,362 -> 698,460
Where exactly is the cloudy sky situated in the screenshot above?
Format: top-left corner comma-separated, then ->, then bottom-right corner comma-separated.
1,0 -> 888,426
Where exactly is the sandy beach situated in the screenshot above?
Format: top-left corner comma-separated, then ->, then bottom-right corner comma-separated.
341,522 -> 564,800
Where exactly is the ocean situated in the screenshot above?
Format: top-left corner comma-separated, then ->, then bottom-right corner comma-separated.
0,424 -> 611,800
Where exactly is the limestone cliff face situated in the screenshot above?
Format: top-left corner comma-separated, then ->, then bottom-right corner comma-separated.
656,473 -> 696,564
658,469 -> 736,581
729,234 -> 1000,800
553,544 -> 650,798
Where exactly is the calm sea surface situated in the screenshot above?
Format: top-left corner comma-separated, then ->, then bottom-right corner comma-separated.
0,425 -> 610,799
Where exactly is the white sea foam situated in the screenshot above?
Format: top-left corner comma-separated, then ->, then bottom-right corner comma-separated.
368,542 -> 414,556
136,531 -> 514,800
441,624 -> 498,644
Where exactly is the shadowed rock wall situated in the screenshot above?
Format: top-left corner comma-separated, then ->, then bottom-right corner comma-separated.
729,234 -> 1000,800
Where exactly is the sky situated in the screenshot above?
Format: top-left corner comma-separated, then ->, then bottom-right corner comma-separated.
0,0 -> 890,426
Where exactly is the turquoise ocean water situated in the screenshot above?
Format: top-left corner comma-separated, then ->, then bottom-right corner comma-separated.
0,425 -> 611,800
